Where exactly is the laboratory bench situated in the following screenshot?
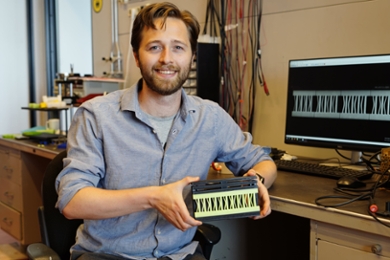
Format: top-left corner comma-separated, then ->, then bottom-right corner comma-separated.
1,137 -> 390,259
269,169 -> 390,259
208,169 -> 390,259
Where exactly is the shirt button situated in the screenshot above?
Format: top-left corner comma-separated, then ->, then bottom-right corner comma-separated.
172,129 -> 177,134
158,229 -> 161,235
152,129 -> 157,134
162,179 -> 166,184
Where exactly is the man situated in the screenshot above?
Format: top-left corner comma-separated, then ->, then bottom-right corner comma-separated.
56,2 -> 277,260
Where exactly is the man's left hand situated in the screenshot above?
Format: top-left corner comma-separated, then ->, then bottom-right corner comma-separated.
243,170 -> 271,219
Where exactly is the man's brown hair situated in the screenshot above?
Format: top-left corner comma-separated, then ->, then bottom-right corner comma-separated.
131,2 -> 200,55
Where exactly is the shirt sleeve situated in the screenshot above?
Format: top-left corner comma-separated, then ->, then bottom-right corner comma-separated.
211,105 -> 273,176
55,104 -> 105,212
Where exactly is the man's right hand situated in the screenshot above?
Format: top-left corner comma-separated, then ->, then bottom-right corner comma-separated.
150,176 -> 202,231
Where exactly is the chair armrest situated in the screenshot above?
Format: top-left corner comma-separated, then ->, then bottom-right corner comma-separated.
194,223 -> 221,259
26,243 -> 61,260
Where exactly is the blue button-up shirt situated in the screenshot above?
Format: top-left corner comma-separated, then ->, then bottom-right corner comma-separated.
56,81 -> 272,259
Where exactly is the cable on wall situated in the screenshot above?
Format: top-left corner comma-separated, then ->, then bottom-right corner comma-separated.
203,0 -> 267,132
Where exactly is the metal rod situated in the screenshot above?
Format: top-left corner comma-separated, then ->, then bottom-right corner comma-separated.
27,0 -> 36,127
110,0 -> 123,78
44,0 -> 58,95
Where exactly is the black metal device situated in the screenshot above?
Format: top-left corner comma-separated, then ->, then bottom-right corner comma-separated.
190,176 -> 260,221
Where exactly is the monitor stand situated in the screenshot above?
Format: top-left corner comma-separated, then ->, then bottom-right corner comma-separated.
319,151 -> 363,168
350,151 -> 362,164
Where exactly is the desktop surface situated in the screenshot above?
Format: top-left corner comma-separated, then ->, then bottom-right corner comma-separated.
268,169 -> 390,234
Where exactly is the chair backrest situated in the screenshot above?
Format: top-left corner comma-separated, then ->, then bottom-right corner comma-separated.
39,150 -> 83,260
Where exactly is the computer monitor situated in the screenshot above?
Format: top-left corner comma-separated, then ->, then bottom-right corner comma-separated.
284,53 -> 390,163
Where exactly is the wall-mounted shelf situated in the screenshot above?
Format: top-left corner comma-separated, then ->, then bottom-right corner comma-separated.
21,107 -> 69,112
21,107 -> 70,136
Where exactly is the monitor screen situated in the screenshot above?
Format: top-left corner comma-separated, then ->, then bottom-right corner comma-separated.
285,53 -> 390,154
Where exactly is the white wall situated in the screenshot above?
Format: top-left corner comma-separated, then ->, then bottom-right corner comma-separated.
56,0 -> 93,76
0,1 -> 29,134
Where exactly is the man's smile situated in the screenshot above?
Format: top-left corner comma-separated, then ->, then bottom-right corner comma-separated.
156,70 -> 176,75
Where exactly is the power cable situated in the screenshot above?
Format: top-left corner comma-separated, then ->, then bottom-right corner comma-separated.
314,163 -> 390,228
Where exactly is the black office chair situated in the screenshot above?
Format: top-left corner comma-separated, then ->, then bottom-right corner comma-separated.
27,150 -> 221,260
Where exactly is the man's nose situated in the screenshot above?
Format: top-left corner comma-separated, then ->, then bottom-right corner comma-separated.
159,48 -> 173,64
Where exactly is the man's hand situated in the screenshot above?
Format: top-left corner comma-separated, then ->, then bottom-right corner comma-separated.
244,170 -> 272,219
150,176 -> 202,231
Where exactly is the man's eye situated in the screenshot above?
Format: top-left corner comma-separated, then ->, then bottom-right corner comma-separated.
149,46 -> 160,51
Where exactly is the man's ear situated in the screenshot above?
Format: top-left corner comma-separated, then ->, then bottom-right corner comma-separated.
133,52 -> 140,68
191,54 -> 196,67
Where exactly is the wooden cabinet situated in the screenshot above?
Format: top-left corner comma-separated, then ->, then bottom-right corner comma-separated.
0,147 -> 22,185
0,202 -> 22,240
0,178 -> 23,211
0,143 -> 51,245
312,220 -> 390,260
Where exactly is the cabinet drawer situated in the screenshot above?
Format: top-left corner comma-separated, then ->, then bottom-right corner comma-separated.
0,178 -> 23,211
0,146 -> 22,185
312,220 -> 390,258
318,239 -> 390,260
0,202 -> 22,240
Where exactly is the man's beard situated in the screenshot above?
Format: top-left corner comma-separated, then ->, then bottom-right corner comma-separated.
139,61 -> 191,96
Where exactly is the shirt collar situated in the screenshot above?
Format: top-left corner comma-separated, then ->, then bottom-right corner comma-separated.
120,79 -> 196,121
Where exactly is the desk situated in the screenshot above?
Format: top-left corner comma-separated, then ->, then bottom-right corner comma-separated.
270,170 -> 390,259
0,138 -> 63,246
208,170 -> 390,259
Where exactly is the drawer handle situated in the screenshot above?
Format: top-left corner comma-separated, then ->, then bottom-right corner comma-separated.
372,244 -> 382,255
3,166 -> 13,174
6,168 -> 13,178
4,191 -> 14,200
2,217 -> 13,227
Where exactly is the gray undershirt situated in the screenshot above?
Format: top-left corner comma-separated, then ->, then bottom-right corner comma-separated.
144,113 -> 176,148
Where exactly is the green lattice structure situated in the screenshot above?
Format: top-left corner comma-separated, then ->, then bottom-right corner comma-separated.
190,176 -> 260,221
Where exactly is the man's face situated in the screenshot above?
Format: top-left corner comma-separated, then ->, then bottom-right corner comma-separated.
134,17 -> 194,96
